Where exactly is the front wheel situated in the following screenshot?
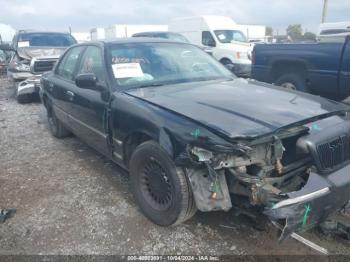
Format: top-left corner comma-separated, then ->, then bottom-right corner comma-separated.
130,141 -> 197,226
275,73 -> 310,93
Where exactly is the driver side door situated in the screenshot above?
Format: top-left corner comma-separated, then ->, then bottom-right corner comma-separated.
68,45 -> 111,156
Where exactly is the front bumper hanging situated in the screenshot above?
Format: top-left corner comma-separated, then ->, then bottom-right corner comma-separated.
265,164 -> 350,240
17,75 -> 41,97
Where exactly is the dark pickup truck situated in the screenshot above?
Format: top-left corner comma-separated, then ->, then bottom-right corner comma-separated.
252,36 -> 350,101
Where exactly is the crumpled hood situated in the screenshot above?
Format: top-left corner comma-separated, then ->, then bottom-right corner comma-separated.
125,78 -> 349,139
17,47 -> 65,60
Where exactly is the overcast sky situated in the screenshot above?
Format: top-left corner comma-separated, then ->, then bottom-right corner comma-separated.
0,0 -> 349,34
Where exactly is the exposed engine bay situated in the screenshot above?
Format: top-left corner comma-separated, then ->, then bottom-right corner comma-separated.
185,118 -> 350,240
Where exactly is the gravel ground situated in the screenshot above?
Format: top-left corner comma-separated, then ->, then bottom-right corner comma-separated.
0,77 -> 349,255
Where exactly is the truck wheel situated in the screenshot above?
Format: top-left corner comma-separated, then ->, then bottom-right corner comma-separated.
130,141 -> 197,226
275,73 -> 310,93
47,106 -> 71,138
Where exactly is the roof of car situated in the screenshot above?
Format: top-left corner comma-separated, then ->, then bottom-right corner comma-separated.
18,30 -> 71,35
133,31 -> 179,36
95,37 -> 189,45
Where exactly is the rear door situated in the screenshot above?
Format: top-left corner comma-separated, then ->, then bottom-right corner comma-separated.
339,37 -> 350,98
47,46 -> 85,126
67,45 -> 110,156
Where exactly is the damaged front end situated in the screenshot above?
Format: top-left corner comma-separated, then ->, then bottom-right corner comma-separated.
180,119 -> 350,240
16,56 -> 59,99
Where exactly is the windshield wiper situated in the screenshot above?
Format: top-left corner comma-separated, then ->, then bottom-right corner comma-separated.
134,83 -> 165,89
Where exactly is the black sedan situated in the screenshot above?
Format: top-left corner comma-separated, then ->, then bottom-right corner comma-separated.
41,38 -> 350,239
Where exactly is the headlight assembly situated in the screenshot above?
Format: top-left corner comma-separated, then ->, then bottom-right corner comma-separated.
11,56 -> 31,72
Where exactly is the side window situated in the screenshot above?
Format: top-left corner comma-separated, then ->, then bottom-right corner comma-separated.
77,46 -> 105,83
202,31 -> 216,47
56,46 -> 84,81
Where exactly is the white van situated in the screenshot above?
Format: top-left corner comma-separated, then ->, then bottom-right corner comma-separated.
318,21 -> 350,43
169,16 -> 252,77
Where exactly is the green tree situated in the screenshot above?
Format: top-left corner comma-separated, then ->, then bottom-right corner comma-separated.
303,32 -> 316,41
286,24 -> 303,40
266,26 -> 273,36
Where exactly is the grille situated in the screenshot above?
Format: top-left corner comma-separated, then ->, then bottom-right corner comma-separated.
32,60 -> 57,73
317,135 -> 350,170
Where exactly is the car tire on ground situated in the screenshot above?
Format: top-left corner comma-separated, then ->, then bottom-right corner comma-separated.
47,105 -> 71,138
130,141 -> 197,226
275,73 -> 310,93
220,58 -> 235,72
17,94 -> 33,104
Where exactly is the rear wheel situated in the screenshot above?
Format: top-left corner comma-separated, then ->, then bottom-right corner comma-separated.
47,105 -> 71,138
130,141 -> 197,226
275,73 -> 310,93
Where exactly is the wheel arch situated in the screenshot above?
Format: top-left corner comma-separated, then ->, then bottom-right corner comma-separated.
270,59 -> 309,83
122,127 -> 175,167
219,57 -> 233,65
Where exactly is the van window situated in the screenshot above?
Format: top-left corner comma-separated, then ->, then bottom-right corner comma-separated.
202,31 -> 216,47
214,30 -> 247,43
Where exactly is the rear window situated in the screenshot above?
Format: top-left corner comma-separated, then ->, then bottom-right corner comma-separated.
18,33 -> 77,47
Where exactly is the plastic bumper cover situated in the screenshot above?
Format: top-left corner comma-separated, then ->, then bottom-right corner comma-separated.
17,76 -> 41,97
265,164 -> 350,240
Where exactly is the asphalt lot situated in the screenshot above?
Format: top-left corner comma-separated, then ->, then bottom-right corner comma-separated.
0,76 -> 349,255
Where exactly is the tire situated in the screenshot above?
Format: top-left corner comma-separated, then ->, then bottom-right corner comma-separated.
17,94 -> 33,104
47,105 -> 71,138
275,73 -> 310,93
130,141 -> 197,226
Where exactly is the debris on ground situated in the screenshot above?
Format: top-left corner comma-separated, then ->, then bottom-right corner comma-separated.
0,209 -> 16,223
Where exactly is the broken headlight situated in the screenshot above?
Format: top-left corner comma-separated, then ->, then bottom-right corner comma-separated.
191,147 -> 214,162
11,56 -> 30,72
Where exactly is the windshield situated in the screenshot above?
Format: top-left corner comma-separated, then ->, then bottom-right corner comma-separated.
108,43 -> 234,89
214,30 -> 247,43
18,33 -> 77,47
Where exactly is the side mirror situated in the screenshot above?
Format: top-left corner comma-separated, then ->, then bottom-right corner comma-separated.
0,43 -> 14,52
75,73 -> 98,90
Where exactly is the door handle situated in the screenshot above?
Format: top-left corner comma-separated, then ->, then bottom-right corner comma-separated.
66,91 -> 75,101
